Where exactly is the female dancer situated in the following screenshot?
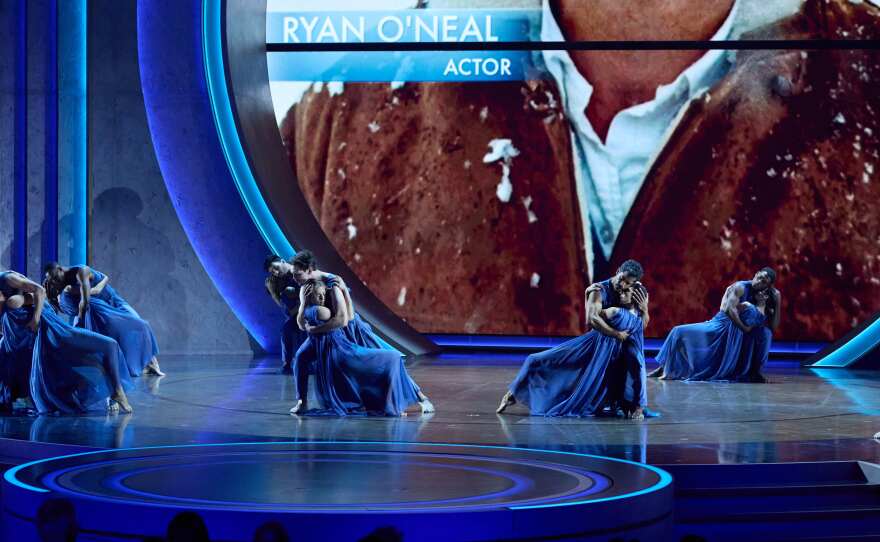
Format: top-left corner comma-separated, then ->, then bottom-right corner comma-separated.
1,270 -> 133,413
45,266 -> 162,377
290,251 -> 396,352
496,287 -> 644,417
291,279 -> 433,416
650,268 -> 779,382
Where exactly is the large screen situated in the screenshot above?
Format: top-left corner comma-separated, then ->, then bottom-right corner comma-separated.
266,0 -> 880,341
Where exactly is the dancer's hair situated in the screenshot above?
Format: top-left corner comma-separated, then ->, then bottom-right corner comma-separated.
43,261 -> 62,276
759,267 -> 777,283
263,254 -> 282,272
302,278 -> 327,305
292,250 -> 318,271
617,259 -> 644,281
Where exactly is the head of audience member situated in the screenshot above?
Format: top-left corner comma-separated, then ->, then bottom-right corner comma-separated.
291,250 -> 319,285
253,521 -> 289,542
264,255 -> 292,279
166,511 -> 210,542
358,526 -> 404,542
36,498 -> 77,542
751,267 -> 776,291
613,259 -> 644,294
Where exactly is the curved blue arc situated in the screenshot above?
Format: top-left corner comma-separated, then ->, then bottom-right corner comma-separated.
95,458 -> 533,509
202,0 -> 293,258
5,441 -> 670,509
811,318 -> 880,367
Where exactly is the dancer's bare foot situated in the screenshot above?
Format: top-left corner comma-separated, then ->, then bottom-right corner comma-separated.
416,391 -> 435,414
111,391 -> 133,414
289,399 -> 306,415
144,357 -> 165,377
496,391 -> 515,414
280,362 -> 293,375
106,397 -> 119,413
418,398 -> 435,414
624,407 -> 644,421
648,366 -> 664,378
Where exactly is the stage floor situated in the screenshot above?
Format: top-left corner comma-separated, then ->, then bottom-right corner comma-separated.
1,354 -> 879,466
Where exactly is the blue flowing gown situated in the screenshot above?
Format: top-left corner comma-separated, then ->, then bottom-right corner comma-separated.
58,270 -> 159,377
1,278 -> 36,410
596,279 -> 647,409
655,281 -> 771,381
1,272 -> 132,414
295,306 -> 420,416
508,309 -> 644,417
31,305 -> 134,414
323,274 -> 398,352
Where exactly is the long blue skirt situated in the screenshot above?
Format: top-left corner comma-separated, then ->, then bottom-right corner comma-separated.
294,329 -> 420,416
0,308 -> 37,409
60,292 -> 159,377
655,312 -> 768,381
31,307 -> 132,414
509,331 -> 622,417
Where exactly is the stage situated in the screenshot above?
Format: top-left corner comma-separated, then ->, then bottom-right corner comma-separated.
3,354 -> 880,541
1,354 -> 878,465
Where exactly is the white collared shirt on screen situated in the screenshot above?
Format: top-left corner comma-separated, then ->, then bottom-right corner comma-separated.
538,0 -> 738,273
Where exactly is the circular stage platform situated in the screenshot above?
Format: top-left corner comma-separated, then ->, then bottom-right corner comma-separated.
4,442 -> 673,541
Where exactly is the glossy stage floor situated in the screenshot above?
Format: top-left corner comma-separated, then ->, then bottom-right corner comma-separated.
3,354 -> 880,541
1,353 -> 879,465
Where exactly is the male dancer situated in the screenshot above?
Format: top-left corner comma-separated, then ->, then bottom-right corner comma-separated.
264,255 -> 306,374
585,260 -> 659,419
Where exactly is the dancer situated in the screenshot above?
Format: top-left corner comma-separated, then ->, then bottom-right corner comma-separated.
583,260 -> 657,419
44,264 -> 162,377
650,268 -> 780,382
264,255 -> 306,374
290,279 -> 432,416
0,275 -> 41,411
496,286 -> 644,417
290,251 -> 397,352
0,270 -> 133,413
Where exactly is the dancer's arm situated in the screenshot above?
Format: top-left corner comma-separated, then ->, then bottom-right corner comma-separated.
265,277 -> 283,307
768,288 -> 781,330
633,288 -> 650,330
90,274 -> 109,295
586,288 -> 627,340
75,267 -> 92,321
722,283 -> 752,332
5,272 -> 46,332
307,288 -> 348,334
316,271 -> 354,324
296,287 -> 308,331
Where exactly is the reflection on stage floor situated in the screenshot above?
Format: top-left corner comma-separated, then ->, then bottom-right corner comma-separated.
1,353 -> 878,466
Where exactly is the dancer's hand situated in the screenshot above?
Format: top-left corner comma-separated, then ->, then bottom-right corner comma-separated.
633,289 -> 649,313
616,330 -> 630,342
584,283 -> 602,295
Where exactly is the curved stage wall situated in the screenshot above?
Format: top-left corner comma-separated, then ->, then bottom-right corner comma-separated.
137,0 -> 436,356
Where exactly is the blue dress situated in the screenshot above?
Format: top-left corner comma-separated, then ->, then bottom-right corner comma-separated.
655,281 -> 771,381
0,275 -> 36,410
57,269 -> 159,377
596,279 -> 647,410
0,272 -> 132,414
508,308 -> 644,417
295,305 -> 420,416
323,274 -> 398,352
